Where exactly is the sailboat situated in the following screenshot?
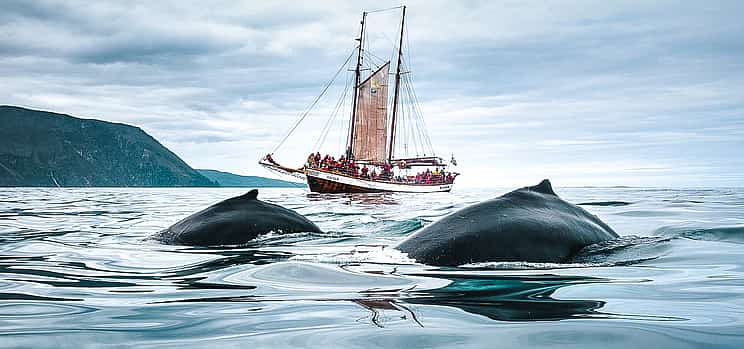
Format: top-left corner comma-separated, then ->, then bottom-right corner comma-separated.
260,6 -> 459,193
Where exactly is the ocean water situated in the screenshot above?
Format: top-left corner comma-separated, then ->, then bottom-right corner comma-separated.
1,186 -> 743,348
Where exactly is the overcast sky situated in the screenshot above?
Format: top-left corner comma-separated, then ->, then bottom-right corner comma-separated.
2,0 -> 743,187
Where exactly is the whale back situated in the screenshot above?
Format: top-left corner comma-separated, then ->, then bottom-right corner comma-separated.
525,179 -> 556,196
223,189 -> 259,203
395,179 -> 618,266
154,189 -> 321,246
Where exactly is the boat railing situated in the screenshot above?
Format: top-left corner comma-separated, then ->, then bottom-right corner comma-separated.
259,154 -> 306,180
308,163 -> 455,185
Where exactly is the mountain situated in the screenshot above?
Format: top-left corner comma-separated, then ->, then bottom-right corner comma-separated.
0,105 -> 216,187
197,169 -> 299,188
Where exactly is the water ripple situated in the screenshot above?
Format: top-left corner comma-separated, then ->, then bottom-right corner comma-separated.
0,187 -> 743,347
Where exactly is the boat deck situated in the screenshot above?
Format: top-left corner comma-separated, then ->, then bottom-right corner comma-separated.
306,168 -> 453,193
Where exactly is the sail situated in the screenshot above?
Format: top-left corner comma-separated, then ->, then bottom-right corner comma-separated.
352,62 -> 390,163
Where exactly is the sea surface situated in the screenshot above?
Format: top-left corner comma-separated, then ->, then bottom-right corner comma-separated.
1,186 -> 743,348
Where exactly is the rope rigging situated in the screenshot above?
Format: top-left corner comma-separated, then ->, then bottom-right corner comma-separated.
314,68 -> 352,151
267,6 -> 441,167
270,48 -> 356,154
365,5 -> 404,14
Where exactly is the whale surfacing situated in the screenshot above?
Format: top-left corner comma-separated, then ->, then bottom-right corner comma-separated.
395,179 -> 618,266
153,189 -> 322,246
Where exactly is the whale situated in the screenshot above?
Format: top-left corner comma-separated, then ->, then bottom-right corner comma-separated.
395,179 -> 618,266
152,189 -> 322,246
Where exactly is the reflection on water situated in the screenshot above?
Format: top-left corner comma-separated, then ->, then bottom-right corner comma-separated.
403,274 -> 608,322
1,187 -> 744,348
348,273 -> 609,328
306,192 -> 401,205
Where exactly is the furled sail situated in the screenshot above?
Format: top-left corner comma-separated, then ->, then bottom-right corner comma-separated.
351,62 -> 390,163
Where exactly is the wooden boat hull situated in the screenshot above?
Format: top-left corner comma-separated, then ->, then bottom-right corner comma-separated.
306,169 -> 453,193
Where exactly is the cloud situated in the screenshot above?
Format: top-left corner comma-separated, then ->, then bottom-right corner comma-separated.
1,0 -> 743,186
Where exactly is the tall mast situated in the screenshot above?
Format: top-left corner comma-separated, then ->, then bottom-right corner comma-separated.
348,11 -> 366,160
388,5 -> 406,163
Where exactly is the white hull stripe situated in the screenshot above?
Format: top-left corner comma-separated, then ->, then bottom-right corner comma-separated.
306,169 -> 453,193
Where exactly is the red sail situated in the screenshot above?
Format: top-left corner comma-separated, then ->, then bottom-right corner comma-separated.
352,62 -> 390,163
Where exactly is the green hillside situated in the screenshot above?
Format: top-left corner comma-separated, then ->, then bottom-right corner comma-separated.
0,106 -> 216,187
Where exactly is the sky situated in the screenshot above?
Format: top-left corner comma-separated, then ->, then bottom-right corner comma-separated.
1,0 -> 743,188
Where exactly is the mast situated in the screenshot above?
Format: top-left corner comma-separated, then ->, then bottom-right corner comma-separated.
388,5 -> 406,163
348,11 -> 366,160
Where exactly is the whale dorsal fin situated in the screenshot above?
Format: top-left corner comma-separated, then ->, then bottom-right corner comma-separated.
240,189 -> 259,200
527,179 -> 556,196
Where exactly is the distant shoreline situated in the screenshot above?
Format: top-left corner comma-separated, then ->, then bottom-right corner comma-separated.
0,106 -> 300,188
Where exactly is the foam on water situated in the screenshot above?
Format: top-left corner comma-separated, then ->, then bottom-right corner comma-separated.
290,245 -> 417,265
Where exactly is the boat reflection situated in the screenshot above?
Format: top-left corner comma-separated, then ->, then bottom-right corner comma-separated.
306,192 -> 400,205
